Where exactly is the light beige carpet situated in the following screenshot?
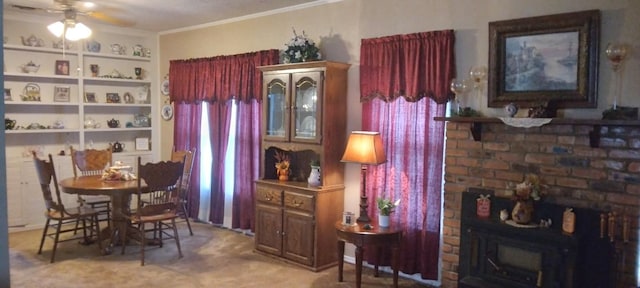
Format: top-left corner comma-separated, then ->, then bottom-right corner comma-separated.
9,221 -> 434,288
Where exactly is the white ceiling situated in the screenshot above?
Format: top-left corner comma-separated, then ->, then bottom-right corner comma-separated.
3,0 -> 324,32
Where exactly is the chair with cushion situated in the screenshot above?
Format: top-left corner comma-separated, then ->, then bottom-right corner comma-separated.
170,147 -> 196,236
32,152 -> 102,263
122,157 -> 184,266
70,146 -> 113,229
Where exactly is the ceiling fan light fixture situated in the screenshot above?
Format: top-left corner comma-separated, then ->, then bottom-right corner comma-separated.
65,22 -> 92,41
47,20 -> 92,41
47,21 -> 65,38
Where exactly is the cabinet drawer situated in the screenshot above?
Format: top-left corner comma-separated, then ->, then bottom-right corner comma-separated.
284,191 -> 314,213
256,186 -> 282,205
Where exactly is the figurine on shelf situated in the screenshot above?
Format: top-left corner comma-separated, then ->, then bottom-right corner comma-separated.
527,100 -> 558,118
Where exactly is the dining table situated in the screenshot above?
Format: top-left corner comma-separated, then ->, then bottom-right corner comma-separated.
59,175 -> 148,254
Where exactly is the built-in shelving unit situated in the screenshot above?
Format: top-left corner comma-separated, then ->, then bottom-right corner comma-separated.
4,18 -> 158,230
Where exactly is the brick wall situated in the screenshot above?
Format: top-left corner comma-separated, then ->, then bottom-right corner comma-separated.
441,121 -> 639,288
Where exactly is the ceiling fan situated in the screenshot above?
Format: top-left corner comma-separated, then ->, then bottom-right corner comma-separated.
10,0 -> 134,30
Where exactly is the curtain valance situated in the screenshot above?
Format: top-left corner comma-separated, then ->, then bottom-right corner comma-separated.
360,30 -> 455,104
169,49 -> 280,103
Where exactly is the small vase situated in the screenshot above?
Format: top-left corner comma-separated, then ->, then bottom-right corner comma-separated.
307,165 -> 321,187
511,200 -> 534,224
277,169 -> 289,181
378,215 -> 390,227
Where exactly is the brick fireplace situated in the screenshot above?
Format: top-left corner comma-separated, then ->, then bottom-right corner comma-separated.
439,118 -> 639,288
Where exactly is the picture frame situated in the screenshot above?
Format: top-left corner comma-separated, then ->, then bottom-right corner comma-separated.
488,10 -> 600,109
135,137 -> 150,151
84,92 -> 96,103
123,92 -> 134,104
106,93 -> 120,103
4,88 -> 12,101
53,86 -> 70,102
54,60 -> 70,76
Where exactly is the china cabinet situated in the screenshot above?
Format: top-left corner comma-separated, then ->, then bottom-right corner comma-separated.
254,61 -> 349,271
3,19 -> 158,230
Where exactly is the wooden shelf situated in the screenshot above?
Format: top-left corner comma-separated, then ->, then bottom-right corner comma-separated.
434,117 -> 640,148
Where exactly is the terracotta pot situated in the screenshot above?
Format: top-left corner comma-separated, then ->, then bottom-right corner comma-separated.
511,200 -> 534,224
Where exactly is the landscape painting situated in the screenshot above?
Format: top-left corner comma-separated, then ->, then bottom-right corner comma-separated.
488,10 -> 600,108
504,31 -> 579,92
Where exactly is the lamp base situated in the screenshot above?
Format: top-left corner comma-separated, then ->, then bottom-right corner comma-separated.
356,195 -> 371,223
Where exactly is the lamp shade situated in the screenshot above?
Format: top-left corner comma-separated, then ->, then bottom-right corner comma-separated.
341,131 -> 386,165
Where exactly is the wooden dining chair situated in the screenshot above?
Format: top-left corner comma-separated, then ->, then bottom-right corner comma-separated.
170,147 -> 196,236
70,146 -> 113,229
122,157 -> 184,266
32,152 -> 102,263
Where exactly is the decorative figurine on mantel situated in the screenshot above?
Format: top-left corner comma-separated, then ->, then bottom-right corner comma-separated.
527,100 -> 557,118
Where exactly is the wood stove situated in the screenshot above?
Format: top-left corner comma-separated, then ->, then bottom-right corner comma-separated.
459,189 -> 614,288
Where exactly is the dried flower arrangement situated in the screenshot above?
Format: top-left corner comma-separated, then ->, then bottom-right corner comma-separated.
512,174 -> 547,201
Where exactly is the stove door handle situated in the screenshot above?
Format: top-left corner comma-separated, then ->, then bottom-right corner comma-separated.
486,256 -> 501,272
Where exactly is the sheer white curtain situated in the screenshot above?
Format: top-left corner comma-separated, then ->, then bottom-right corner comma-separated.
198,101 -> 238,228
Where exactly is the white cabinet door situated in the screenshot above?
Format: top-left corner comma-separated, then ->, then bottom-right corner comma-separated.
20,159 -> 46,229
6,157 -> 25,227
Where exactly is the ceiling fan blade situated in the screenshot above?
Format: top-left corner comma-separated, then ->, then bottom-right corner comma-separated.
87,11 -> 135,27
10,4 -> 47,12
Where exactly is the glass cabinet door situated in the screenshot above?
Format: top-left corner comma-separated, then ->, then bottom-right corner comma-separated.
263,75 -> 289,141
292,71 -> 323,143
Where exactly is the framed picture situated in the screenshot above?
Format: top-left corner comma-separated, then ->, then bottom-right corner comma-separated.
4,88 -> 12,101
488,10 -> 600,108
53,86 -> 70,102
106,93 -> 120,103
84,92 -> 96,103
135,137 -> 150,151
123,92 -> 134,104
54,60 -> 70,75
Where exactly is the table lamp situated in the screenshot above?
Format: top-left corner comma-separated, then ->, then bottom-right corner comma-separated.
341,131 -> 387,223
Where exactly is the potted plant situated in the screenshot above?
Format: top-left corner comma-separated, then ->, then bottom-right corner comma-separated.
376,197 -> 400,227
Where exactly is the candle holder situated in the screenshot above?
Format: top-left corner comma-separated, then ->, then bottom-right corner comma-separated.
605,42 -> 628,110
602,42 -> 636,120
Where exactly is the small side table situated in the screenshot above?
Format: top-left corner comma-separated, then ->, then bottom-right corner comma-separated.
335,221 -> 403,288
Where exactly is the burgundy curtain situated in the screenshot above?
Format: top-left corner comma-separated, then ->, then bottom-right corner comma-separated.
231,99 -> 261,230
173,102 -> 202,218
207,101 -> 232,224
363,98 -> 445,280
360,30 -> 454,104
170,49 -> 279,224
169,49 -> 280,103
359,29 -> 453,280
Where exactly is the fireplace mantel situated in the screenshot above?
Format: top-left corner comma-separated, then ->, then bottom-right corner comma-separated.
434,117 -> 640,148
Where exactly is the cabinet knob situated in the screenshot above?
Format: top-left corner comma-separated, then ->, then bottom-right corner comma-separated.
265,196 -> 272,201
293,200 -> 302,207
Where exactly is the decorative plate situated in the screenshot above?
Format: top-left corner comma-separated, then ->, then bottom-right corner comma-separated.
161,104 -> 173,120
160,79 -> 170,95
